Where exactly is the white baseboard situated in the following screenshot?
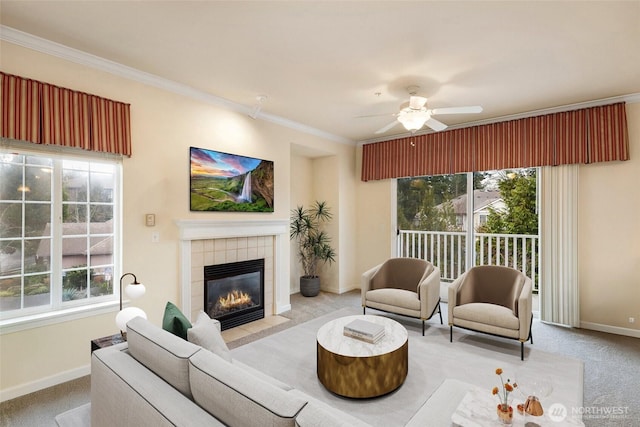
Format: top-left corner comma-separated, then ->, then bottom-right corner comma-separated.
275,303 -> 291,314
580,321 -> 640,338
0,364 -> 90,403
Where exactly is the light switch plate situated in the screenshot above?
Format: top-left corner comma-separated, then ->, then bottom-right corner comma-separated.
145,214 -> 155,227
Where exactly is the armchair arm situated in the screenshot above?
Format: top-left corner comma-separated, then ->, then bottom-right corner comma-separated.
361,263 -> 383,307
447,273 -> 467,325
517,277 -> 533,341
418,266 -> 441,319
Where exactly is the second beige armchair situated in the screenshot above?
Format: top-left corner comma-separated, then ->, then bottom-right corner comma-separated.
448,265 -> 533,360
362,258 -> 442,335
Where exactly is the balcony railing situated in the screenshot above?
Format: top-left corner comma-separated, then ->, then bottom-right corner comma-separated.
397,230 -> 539,292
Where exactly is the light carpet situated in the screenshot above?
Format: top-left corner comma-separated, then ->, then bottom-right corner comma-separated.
231,307 -> 584,427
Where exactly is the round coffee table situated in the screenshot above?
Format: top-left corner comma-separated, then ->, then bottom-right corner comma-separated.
316,315 -> 408,398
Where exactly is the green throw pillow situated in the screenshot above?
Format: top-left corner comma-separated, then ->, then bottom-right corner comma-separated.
162,301 -> 192,340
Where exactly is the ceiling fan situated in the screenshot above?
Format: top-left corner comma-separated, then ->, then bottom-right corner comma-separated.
374,86 -> 483,134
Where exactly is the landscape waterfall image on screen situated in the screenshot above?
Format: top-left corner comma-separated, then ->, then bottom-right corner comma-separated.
190,147 -> 274,212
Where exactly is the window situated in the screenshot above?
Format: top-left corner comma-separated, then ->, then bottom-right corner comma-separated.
396,169 -> 540,291
0,146 -> 121,323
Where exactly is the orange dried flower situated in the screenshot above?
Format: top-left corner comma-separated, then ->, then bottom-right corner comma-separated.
493,368 -> 516,409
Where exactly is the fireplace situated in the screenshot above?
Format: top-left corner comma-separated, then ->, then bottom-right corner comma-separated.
204,258 -> 265,330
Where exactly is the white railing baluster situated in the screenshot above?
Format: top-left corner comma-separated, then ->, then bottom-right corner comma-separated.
398,230 -> 539,289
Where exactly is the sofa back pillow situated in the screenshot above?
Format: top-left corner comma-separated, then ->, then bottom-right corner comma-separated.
189,350 -> 307,427
187,311 -> 232,362
127,316 -> 201,399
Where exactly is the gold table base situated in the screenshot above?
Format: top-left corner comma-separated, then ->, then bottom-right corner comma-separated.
317,340 -> 408,398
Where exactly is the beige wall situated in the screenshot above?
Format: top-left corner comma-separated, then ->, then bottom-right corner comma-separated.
355,146 -> 396,274
578,103 -> 640,333
0,41 -> 359,398
289,152 -> 314,293
288,143 -> 358,295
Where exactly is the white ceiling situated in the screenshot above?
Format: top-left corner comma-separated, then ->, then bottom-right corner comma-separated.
1,1 -> 639,144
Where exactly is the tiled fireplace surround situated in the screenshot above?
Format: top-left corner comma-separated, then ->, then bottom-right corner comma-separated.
176,219 -> 290,322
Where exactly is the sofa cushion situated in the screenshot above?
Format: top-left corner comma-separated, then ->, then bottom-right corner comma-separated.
452,302 -> 520,330
127,316 -> 201,399
289,390 -> 372,427
91,343 -> 224,427
189,350 -> 307,427
232,359 -> 293,391
187,311 -> 232,362
162,301 -> 192,340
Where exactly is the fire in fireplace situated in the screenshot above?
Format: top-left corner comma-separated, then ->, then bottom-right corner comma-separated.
204,259 -> 264,330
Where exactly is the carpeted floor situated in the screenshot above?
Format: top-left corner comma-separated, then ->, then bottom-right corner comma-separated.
1,290 -> 639,426
231,307 -> 584,426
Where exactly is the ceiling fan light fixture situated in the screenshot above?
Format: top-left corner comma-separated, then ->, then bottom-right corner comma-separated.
397,110 -> 430,131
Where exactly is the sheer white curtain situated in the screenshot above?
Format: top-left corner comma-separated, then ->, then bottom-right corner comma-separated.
540,164 -> 580,327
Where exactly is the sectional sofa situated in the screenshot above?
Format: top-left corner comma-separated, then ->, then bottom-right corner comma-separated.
89,315 -> 471,426
90,316 -> 378,426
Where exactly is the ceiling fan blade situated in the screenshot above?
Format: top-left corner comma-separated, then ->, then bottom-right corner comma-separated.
425,117 -> 448,132
355,112 -> 396,119
375,120 -> 400,134
409,95 -> 428,109
430,106 -> 483,115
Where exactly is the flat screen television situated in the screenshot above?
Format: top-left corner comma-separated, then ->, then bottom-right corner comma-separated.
190,147 -> 274,212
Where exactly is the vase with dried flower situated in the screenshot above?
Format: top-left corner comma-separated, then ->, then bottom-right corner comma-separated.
492,368 -> 517,425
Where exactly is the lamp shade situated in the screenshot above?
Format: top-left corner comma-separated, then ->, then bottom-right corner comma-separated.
125,282 -> 146,299
115,306 -> 147,332
117,273 -> 147,336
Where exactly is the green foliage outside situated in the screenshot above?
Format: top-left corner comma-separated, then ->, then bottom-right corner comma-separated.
477,170 -> 538,235
397,173 -> 485,231
476,170 -> 539,283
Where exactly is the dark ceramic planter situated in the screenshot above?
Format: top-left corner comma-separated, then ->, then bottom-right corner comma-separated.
300,276 -> 320,297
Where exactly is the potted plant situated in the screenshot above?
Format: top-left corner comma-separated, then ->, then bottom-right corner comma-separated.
290,200 -> 336,297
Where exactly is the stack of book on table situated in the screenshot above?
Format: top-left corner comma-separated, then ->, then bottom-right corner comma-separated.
343,319 -> 385,344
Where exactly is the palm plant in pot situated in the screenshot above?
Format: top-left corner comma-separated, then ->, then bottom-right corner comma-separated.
290,200 -> 336,297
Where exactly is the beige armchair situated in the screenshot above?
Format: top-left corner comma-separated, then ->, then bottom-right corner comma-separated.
448,265 -> 533,360
362,258 -> 442,335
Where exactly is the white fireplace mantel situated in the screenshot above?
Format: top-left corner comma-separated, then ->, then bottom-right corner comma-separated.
175,219 -> 290,319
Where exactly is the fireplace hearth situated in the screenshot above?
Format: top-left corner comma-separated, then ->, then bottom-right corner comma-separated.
204,259 -> 265,330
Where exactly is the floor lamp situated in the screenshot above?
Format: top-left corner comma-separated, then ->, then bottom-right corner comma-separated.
116,273 -> 147,338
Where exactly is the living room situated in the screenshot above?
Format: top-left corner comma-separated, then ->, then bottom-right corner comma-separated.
1,2 -> 639,426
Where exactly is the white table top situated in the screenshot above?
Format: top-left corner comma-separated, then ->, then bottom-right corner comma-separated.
451,386 -> 585,427
316,315 -> 408,357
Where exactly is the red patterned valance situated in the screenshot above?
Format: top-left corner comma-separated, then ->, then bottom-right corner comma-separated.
362,102 -> 629,181
1,72 -> 131,156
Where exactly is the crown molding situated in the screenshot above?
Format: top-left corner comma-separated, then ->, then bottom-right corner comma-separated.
359,93 -> 640,146
0,25 -> 352,146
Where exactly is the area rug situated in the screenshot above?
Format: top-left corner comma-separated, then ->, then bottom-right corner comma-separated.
231,307 -> 584,427
54,402 -> 90,427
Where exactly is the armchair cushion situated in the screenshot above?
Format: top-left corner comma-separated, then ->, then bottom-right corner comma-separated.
365,289 -> 420,312
452,303 -> 520,330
